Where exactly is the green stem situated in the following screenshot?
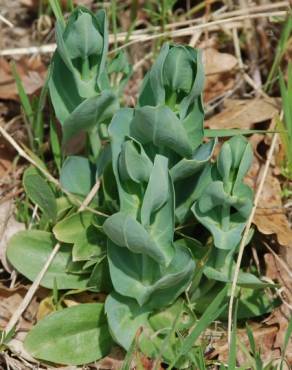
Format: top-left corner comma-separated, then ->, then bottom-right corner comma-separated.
214,249 -> 229,269
111,0 -> 118,50
221,204 -> 230,232
81,58 -> 90,80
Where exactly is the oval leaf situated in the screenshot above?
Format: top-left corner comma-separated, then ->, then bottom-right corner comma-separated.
60,156 -> 94,196
6,230 -> 88,289
23,171 -> 57,221
24,303 -> 112,365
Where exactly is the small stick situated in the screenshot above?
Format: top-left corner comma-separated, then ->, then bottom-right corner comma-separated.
227,128 -> 279,345
5,178 -> 101,334
0,123 -> 58,186
0,14 -> 13,28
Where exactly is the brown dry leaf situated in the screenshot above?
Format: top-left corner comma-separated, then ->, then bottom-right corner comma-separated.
257,176 -> 292,247
264,253 -> 292,364
212,324 -> 278,364
94,346 -> 124,370
19,0 -> 38,6
0,200 -> 25,273
203,47 -> 237,102
205,98 -> 279,129
0,292 -> 23,329
0,56 -> 46,101
0,135 -> 16,179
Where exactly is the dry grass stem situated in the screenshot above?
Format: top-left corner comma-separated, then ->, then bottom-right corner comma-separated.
0,7 -> 288,57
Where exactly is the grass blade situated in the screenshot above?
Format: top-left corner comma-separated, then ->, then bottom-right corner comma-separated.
34,67 -> 51,151
204,129 -> 278,138
49,0 -> 65,27
12,62 -> 34,127
280,316 -> 292,370
50,117 -> 62,172
168,286 -> 228,369
265,13 -> 292,92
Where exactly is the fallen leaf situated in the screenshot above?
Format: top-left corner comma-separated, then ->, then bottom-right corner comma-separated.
264,253 -> 292,364
0,56 -> 46,101
205,98 -> 279,129
0,200 -> 25,273
203,47 -> 237,102
204,48 -> 237,75
0,137 -> 14,178
246,163 -> 292,247
94,346 -> 125,370
211,324 -> 278,364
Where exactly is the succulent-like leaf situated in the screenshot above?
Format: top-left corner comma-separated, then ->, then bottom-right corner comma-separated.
105,292 -> 150,350
107,241 -> 195,308
60,156 -> 95,196
130,105 -> 193,158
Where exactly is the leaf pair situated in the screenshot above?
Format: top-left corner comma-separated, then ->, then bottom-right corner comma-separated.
192,136 -> 254,250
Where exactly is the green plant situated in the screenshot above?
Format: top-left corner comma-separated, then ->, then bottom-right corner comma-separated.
278,62 -> 292,184
264,12 -> 292,93
5,6 -> 277,368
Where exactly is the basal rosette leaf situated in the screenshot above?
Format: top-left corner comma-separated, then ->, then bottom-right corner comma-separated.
24,303 -> 112,365
53,211 -> 106,262
105,293 -> 195,368
105,292 -> 150,350
6,230 -> 89,289
60,156 -> 95,196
